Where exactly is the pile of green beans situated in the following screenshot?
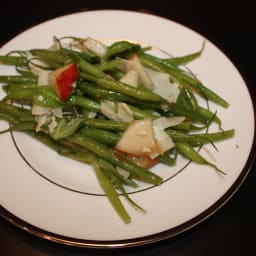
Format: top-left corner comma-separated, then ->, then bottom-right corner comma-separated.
0,37 -> 234,223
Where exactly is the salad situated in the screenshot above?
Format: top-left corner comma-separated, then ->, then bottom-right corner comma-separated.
0,36 -> 234,223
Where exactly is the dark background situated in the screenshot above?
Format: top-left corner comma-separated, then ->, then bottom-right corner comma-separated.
0,1 -> 255,255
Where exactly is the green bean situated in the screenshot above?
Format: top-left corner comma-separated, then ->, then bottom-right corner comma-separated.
175,142 -> 226,174
33,86 -> 65,108
84,119 -> 128,131
171,121 -> 191,131
4,87 -> 37,101
81,83 -> 162,112
70,134 -> 163,185
96,59 -> 123,71
180,74 -> 229,108
195,106 -> 221,125
98,158 -> 138,188
180,86 -> 198,110
158,151 -> 177,166
138,52 -> 182,73
92,160 -> 131,224
2,85 -> 11,93
197,129 -> 235,143
27,131 -> 75,153
2,82 -> 37,93
79,127 -> 120,146
164,41 -> 205,66
102,168 -> 146,213
61,148 -> 98,165
79,50 -> 101,64
79,82 -> 162,111
168,103 -> 211,124
0,101 -> 34,122
105,69 -> 125,80
79,82 -> 138,104
0,113 -> 18,125
0,55 -> 28,66
110,176 -> 146,213
11,121 -> 35,131
79,108 -> 94,118
30,49 -> 70,66
106,40 -> 141,59
167,129 -> 234,146
59,48 -> 101,64
175,92 -> 220,125
0,75 -> 37,83
115,152 -> 162,185
127,104 -> 159,119
81,73 -> 164,103
78,59 -> 104,78
29,57 -> 60,69
27,131 -> 97,164
68,95 -> 101,112
50,117 -> 83,139
15,67 -> 38,77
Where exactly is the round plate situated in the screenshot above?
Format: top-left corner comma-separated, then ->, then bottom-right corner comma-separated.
0,10 -> 255,248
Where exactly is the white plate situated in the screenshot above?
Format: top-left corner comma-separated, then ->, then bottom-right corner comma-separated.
0,10 -> 255,248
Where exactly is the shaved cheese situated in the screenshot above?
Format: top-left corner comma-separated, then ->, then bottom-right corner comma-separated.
152,117 -> 185,158
100,101 -> 133,122
33,108 -> 63,132
145,68 -> 180,103
32,106 -> 51,116
100,100 -> 118,120
120,69 -> 139,87
51,108 -> 63,119
35,115 -> 49,132
129,55 -> 154,90
74,37 -> 107,59
48,115 -> 58,133
117,103 -> 134,122
121,55 -> 154,90
153,116 -> 185,129
48,39 -> 63,51
152,129 -> 174,157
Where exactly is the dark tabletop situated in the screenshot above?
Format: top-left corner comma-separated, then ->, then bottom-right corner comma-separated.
0,1 -> 255,255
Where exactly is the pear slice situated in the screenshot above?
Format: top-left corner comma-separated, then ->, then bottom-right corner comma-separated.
115,119 -> 161,157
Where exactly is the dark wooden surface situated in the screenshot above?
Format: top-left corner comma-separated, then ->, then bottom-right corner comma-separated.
1,1 -> 255,255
